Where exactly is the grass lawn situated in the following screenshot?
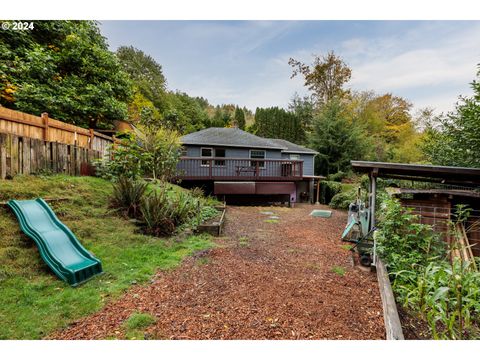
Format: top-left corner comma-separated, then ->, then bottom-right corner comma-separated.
0,175 -> 214,339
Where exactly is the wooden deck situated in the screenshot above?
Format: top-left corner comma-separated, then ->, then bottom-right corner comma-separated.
176,157 -> 304,181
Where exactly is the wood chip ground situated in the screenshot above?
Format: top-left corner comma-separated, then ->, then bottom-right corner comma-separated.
52,204 -> 385,339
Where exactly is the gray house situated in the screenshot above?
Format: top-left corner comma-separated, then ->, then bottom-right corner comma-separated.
176,127 -> 319,204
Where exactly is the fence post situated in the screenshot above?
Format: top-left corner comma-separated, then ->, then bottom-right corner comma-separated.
89,129 -> 94,150
41,112 -> 49,141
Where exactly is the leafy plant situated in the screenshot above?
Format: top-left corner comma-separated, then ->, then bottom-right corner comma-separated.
376,198 -> 480,339
110,177 -> 148,218
140,186 -> 200,236
329,188 -> 356,209
95,125 -> 181,181
319,180 -> 342,204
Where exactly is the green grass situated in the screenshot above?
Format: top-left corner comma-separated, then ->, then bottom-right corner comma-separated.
340,244 -> 353,251
331,266 -> 346,276
0,175 -> 214,339
122,312 -> 156,339
238,236 -> 250,247
264,219 -> 279,224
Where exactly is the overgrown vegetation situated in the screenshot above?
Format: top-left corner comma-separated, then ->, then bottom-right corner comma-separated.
109,177 -> 219,237
94,124 -> 182,182
376,198 -> 480,339
422,64 -> 480,168
0,175 -> 215,339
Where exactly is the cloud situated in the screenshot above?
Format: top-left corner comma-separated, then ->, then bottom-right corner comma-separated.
101,21 -> 480,114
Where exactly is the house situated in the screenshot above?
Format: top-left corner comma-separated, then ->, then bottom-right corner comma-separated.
176,127 -> 320,204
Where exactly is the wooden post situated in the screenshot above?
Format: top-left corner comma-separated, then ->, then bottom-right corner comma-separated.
41,112 -> 49,141
0,133 -> 6,179
370,168 -> 378,265
315,179 -> 321,205
376,259 -> 404,340
89,129 -> 94,150
209,159 -> 212,179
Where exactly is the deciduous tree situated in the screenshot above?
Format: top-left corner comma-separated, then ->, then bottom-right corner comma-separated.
0,20 -> 132,129
289,51 -> 351,107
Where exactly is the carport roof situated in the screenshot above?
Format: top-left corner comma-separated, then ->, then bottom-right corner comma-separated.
351,161 -> 480,187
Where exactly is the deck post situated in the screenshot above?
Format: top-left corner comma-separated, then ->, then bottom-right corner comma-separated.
370,168 -> 378,266
309,179 -> 314,204
370,171 -> 377,229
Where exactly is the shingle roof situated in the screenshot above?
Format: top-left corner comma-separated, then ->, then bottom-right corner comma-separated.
180,127 -> 318,154
180,128 -> 285,150
268,138 -> 318,154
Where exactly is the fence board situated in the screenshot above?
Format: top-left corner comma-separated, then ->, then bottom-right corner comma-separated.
0,132 -> 103,179
0,107 -> 114,156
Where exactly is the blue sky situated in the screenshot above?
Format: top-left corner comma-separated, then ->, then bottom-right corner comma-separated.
100,21 -> 480,115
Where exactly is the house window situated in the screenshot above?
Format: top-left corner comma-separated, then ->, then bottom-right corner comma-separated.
214,148 -> 226,166
250,149 -> 265,168
180,147 -> 188,157
289,154 -> 300,160
201,147 -> 213,166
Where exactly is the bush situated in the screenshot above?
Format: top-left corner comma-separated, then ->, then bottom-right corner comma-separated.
140,186 -> 200,236
326,171 -> 346,182
329,188 -> 356,209
319,181 -> 342,204
95,125 -> 181,181
111,177 -> 148,218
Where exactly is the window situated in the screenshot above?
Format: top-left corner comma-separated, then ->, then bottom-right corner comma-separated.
250,149 -> 265,168
214,148 -> 226,166
180,147 -> 188,157
201,147 -> 213,166
289,154 -> 301,160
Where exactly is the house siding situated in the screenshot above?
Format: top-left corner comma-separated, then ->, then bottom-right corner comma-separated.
180,145 -> 301,178
281,153 -> 315,176
185,145 -> 282,159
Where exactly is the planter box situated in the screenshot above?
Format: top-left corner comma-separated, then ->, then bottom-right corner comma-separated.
196,207 -> 226,237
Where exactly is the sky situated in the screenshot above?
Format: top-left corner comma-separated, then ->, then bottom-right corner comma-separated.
100,20 -> 480,115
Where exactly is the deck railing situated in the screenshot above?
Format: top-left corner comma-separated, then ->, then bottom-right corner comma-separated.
176,157 -> 304,181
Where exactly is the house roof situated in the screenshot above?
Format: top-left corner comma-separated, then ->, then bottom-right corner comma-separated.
268,138 -> 318,154
181,127 -> 318,154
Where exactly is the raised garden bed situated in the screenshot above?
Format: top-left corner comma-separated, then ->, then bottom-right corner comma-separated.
196,206 -> 226,236
375,259 -> 404,340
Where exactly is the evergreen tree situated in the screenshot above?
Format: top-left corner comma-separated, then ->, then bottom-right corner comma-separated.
422,64 -> 480,167
309,99 -> 372,175
234,106 -> 246,129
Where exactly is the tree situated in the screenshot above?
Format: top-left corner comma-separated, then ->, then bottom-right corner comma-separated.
288,93 -> 313,144
252,106 -> 305,144
422,64 -> 480,167
289,51 -> 352,107
116,46 -> 168,114
0,20 -> 132,129
234,106 -> 246,129
309,99 -> 372,175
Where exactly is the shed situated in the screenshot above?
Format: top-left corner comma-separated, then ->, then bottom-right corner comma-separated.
351,161 -> 480,258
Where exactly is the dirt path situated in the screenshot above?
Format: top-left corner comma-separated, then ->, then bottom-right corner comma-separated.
52,204 -> 385,339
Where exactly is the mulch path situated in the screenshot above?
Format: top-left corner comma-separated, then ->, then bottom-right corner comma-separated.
51,204 -> 385,340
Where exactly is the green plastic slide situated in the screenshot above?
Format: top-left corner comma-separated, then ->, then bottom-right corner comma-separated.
8,198 -> 102,286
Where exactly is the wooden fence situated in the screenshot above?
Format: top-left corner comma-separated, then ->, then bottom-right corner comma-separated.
0,107 -> 114,155
0,107 -> 116,179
